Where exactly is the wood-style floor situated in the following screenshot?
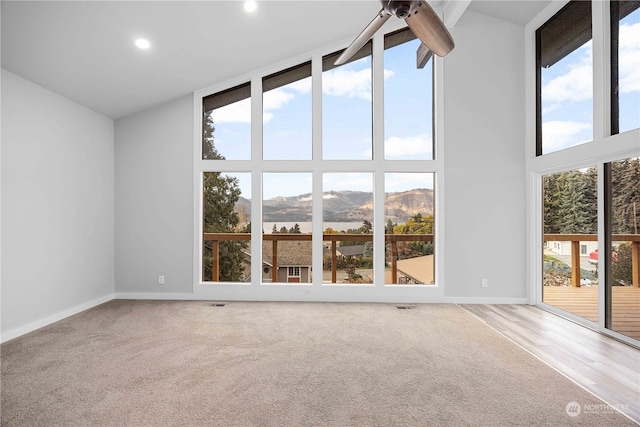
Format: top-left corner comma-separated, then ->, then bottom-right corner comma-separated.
460,304 -> 640,424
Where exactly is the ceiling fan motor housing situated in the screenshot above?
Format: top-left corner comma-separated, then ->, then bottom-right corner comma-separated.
383,0 -> 418,18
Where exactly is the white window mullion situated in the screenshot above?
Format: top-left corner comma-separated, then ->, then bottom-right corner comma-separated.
592,0 -> 610,143
596,162 -> 606,329
372,30 -> 386,287
251,76 -> 263,286
312,53 -> 324,287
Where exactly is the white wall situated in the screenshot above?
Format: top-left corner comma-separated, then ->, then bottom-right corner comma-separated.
443,10 -> 527,299
1,69 -> 114,340
114,95 -> 194,295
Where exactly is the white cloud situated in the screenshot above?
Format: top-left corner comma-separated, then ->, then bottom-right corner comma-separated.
384,134 -> 432,159
619,21 -> 640,94
287,77 -> 312,94
262,88 -> 297,124
211,98 -> 251,123
322,68 -> 394,101
323,68 -> 372,100
263,88 -> 295,110
542,41 -> 593,104
542,120 -> 592,152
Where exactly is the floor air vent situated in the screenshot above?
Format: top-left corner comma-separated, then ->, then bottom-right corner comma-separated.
396,305 -> 417,310
210,303 -> 225,307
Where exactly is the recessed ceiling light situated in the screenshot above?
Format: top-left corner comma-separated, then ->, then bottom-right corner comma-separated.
135,38 -> 151,50
244,1 -> 257,13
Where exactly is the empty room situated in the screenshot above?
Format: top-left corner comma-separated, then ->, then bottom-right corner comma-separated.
1,0 -> 639,425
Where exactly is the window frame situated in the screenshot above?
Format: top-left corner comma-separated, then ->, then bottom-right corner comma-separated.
193,19 -> 446,302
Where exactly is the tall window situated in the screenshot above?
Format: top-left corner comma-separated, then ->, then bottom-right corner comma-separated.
611,1 -> 640,135
322,43 -> 373,160
263,173 -> 312,283
202,172 -> 251,282
384,29 -> 434,160
202,83 -> 251,160
263,62 -> 312,160
199,27 -> 437,288
322,173 -> 374,284
536,1 -> 593,155
385,173 -> 435,285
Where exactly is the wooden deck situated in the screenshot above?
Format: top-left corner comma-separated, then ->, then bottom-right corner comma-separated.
543,286 -> 640,340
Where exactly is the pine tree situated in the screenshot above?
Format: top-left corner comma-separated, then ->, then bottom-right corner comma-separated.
543,173 -> 562,234
202,112 -> 247,281
557,170 -> 596,234
612,158 -> 640,234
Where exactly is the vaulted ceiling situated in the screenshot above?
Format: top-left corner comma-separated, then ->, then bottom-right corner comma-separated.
1,1 -> 550,119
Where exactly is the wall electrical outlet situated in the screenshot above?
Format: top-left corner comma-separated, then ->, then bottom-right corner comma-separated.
481,279 -> 488,288
158,275 -> 165,285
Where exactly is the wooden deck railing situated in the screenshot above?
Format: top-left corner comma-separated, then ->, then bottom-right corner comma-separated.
544,234 -> 640,287
203,233 -> 433,283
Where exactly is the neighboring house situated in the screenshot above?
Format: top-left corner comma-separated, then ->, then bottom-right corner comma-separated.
547,241 -> 598,258
336,244 -> 365,259
242,240 -> 312,283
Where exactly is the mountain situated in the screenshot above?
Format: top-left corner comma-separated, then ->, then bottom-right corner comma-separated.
384,189 -> 435,223
236,188 -> 433,224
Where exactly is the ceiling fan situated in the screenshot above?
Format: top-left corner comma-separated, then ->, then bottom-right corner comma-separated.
334,0 -> 455,69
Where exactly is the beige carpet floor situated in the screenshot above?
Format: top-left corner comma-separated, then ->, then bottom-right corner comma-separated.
1,300 -> 636,426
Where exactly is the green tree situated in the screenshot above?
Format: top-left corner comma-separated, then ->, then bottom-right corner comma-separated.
543,173 -> 562,233
612,243 -> 633,285
389,214 -> 434,260
360,220 -> 372,234
612,158 -> 640,234
555,170 -> 596,234
202,113 -> 247,281
289,223 -> 301,234
385,219 -> 395,234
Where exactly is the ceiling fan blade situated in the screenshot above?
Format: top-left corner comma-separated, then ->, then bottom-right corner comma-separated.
405,1 -> 454,57
334,9 -> 391,66
416,43 -> 433,69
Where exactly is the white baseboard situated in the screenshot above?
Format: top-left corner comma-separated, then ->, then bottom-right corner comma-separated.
1,293 -> 114,343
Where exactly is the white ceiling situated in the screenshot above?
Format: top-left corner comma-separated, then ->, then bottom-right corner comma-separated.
1,1 -> 550,120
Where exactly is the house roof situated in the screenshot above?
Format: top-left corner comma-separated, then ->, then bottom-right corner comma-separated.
337,245 -> 365,257
262,240 -> 312,267
397,255 -> 434,284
